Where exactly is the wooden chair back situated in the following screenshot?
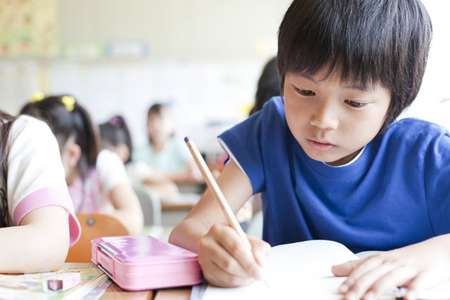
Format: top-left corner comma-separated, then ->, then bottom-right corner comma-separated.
66,214 -> 129,263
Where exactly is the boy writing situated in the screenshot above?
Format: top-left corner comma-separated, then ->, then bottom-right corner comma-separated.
170,0 -> 450,299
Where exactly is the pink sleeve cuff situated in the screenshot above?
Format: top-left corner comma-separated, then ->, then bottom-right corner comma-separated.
14,187 -> 81,247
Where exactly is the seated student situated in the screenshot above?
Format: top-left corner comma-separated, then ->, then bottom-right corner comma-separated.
170,1 -> 450,299
99,115 -> 134,165
0,111 -> 80,273
20,96 -> 143,235
134,103 -> 200,184
99,115 -> 178,200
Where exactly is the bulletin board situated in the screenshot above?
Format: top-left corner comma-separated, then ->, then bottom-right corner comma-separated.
0,0 -> 58,57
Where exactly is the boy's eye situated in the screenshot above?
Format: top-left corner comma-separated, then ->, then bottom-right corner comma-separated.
345,100 -> 366,108
295,87 -> 315,96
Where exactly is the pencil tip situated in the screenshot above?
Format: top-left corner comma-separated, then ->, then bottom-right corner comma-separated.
184,136 -> 189,142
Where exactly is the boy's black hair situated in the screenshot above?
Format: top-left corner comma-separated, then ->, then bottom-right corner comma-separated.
250,56 -> 280,116
0,112 -> 15,227
278,0 -> 432,129
99,115 -> 133,164
20,96 -> 99,180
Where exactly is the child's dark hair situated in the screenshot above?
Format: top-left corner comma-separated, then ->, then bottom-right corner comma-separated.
250,56 -> 280,116
147,103 -> 168,119
20,95 -> 100,180
0,112 -> 15,227
278,0 -> 432,129
99,115 -> 133,164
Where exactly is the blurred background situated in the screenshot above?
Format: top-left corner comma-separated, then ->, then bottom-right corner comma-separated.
0,0 -> 449,158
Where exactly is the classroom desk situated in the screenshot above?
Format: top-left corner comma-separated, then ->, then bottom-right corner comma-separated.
101,283 -> 153,299
175,180 -> 206,194
161,202 -> 194,226
161,202 -> 196,210
101,283 -> 191,299
161,194 -> 200,226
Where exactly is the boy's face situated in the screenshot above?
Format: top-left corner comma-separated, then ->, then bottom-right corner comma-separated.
284,71 -> 391,166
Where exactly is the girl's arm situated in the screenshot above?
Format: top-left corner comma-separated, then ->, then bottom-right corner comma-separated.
332,234 -> 450,300
0,206 -> 69,273
108,182 -> 144,235
169,160 -> 271,287
97,149 -> 144,235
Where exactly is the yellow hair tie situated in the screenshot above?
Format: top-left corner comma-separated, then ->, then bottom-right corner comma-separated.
61,96 -> 75,112
31,91 -> 44,103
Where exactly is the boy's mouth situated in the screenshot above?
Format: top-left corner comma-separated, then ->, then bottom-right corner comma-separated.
308,139 -> 335,151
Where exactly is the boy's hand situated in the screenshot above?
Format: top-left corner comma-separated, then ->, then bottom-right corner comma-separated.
332,235 -> 450,300
197,223 -> 271,287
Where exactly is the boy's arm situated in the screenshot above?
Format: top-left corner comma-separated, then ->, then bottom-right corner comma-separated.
169,160 -> 271,287
0,206 -> 70,273
332,234 -> 450,300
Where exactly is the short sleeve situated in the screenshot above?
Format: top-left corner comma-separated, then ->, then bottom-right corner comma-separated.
7,116 -> 81,246
424,127 -> 450,234
218,109 -> 267,194
218,97 -> 289,195
96,149 -> 129,193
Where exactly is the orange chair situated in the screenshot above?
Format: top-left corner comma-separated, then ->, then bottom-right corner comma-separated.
66,214 -> 129,263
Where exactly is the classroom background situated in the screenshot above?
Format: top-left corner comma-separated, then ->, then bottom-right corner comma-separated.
0,0 -> 449,159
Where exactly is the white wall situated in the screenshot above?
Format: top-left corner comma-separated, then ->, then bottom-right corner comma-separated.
0,0 -> 449,156
58,0 -> 289,58
399,0 -> 450,129
0,0 -> 292,155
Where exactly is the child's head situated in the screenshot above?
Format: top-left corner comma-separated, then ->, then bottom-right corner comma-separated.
20,95 -> 99,183
250,56 -> 280,116
278,0 -> 432,128
99,115 -> 133,164
276,0 -> 432,166
146,103 -> 175,146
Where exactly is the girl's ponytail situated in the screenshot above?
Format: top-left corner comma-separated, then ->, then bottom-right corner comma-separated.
71,102 -> 100,179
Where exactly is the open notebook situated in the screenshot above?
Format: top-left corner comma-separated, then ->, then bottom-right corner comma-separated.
202,240 -> 450,300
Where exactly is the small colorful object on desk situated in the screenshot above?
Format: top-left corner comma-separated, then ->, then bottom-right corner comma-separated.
43,272 -> 81,292
91,235 -> 203,291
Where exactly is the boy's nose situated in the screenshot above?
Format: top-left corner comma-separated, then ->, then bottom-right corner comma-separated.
309,102 -> 338,130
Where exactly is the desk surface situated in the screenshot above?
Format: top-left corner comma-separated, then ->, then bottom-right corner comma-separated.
101,283 -> 153,299
101,283 -> 191,299
161,202 -> 195,210
176,180 -> 206,194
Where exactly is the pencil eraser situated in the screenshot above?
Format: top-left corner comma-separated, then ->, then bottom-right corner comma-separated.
184,136 -> 189,142
43,272 -> 81,292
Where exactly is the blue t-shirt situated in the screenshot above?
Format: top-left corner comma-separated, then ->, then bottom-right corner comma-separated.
219,97 -> 450,253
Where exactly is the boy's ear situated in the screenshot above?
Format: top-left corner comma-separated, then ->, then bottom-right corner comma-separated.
115,143 -> 130,163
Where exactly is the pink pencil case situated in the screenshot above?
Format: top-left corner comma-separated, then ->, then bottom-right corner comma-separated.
91,235 -> 202,291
